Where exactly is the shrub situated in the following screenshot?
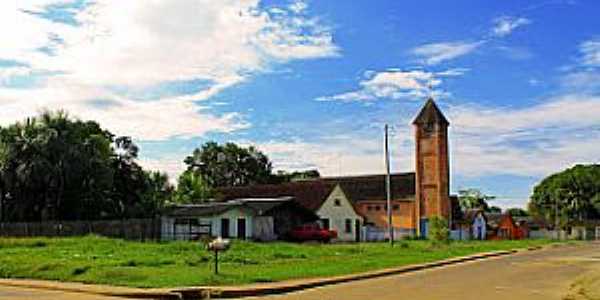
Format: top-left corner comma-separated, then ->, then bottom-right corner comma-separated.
429,216 -> 450,244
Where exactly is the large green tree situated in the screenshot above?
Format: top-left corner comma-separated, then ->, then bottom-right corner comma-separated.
183,142 -> 273,188
173,170 -> 215,204
457,188 -> 496,212
0,111 -> 173,222
529,164 -> 600,228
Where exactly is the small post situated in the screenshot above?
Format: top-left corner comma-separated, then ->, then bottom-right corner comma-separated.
214,249 -> 219,275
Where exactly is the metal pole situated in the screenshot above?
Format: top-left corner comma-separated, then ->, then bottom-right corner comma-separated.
385,124 -> 393,246
214,250 -> 219,275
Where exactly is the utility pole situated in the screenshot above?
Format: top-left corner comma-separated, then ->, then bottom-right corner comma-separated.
385,124 -> 393,246
555,199 -> 559,240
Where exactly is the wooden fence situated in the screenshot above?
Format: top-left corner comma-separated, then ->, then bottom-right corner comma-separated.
0,218 -> 161,241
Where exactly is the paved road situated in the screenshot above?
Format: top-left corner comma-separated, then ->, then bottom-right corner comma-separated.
249,243 -> 600,300
0,286 -> 126,300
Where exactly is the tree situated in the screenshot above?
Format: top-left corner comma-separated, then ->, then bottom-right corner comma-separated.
140,171 -> 173,216
183,142 -> 273,188
457,188 -> 496,212
529,164 -> 600,228
173,170 -> 214,204
270,169 -> 320,184
488,206 -> 502,213
0,111 -> 171,221
507,207 -> 529,217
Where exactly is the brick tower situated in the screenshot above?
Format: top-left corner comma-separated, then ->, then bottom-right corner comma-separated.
413,98 -> 450,237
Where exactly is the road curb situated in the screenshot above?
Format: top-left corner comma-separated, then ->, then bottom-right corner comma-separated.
0,243 -> 564,300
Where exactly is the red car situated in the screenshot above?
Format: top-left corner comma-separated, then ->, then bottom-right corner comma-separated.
288,223 -> 337,243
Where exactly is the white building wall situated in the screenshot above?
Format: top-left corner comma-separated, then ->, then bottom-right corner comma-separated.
161,207 -> 256,240
214,207 -> 254,239
472,214 -> 486,240
316,185 -> 362,242
161,217 -> 174,241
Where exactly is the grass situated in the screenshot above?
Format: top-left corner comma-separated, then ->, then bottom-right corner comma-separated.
0,235 -> 555,288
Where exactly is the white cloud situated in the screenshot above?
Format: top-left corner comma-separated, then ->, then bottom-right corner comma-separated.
316,69 -> 464,102
245,130 -> 415,177
491,16 -> 531,37
288,0 -> 308,14
267,94 -> 600,181
138,156 -> 186,183
579,38 -> 600,67
0,80 -> 250,141
25,0 -> 338,87
0,0 -> 338,141
0,67 -> 32,84
449,95 -> 600,177
411,41 -> 483,65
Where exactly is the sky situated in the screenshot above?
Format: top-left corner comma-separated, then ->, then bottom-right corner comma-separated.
1,0 -> 600,209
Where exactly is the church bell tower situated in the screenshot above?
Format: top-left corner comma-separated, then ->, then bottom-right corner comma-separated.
413,98 -> 450,237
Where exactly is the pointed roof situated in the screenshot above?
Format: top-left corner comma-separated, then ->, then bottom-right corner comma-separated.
412,98 -> 449,126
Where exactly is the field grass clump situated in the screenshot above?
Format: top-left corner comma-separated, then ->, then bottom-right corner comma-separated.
0,235 -> 554,288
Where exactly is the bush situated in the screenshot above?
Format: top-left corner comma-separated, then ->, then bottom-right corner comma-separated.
429,216 -> 450,244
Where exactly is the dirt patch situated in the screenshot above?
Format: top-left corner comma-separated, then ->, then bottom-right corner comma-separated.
564,270 -> 600,300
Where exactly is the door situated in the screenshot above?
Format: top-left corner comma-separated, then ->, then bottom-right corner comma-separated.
355,220 -> 361,242
220,218 -> 230,238
321,218 -> 330,230
237,218 -> 246,239
420,218 -> 428,238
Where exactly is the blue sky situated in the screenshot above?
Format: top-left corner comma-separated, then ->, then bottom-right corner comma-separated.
1,0 -> 600,209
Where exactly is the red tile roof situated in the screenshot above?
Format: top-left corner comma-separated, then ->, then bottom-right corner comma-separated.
321,172 -> 416,202
217,181 -> 336,211
217,172 -> 416,213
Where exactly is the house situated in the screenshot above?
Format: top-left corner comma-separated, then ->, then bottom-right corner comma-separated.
161,197 -> 317,241
218,181 -> 364,242
486,213 -> 527,240
455,209 -> 487,240
219,98 -> 458,241
456,210 -> 530,240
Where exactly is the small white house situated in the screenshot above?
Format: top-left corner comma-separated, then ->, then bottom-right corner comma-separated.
316,185 -> 363,242
218,182 -> 365,243
161,197 -> 317,241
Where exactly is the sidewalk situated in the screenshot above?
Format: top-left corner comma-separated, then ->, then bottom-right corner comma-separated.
0,245 -> 552,299
0,279 -> 178,299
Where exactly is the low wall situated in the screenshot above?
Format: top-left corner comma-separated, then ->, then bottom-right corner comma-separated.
363,226 -> 415,241
0,219 -> 161,241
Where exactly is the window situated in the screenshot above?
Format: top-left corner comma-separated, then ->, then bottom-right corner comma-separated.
375,205 -> 381,211
334,199 -> 341,206
393,205 -> 399,211
345,219 -> 352,233
367,205 -> 373,211
321,218 -> 330,230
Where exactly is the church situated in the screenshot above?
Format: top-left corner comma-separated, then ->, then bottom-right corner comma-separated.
218,98 -> 457,240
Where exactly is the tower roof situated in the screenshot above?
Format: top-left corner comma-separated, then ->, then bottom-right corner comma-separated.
412,98 -> 449,126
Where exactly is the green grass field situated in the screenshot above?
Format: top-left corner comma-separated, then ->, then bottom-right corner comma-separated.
0,236 -> 554,288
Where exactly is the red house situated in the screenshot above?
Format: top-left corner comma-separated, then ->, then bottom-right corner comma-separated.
487,213 -> 528,240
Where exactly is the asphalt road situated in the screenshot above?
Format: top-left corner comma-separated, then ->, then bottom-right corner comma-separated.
249,243 -> 600,300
